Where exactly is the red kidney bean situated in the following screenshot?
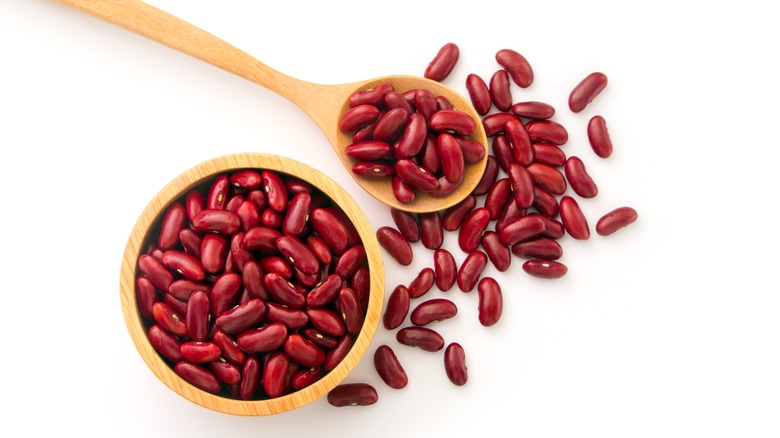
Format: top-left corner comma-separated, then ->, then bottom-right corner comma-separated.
532,142 -> 567,167
411,298 -> 457,326
236,323 -> 287,354
496,48 -> 533,88
527,162 -> 567,195
345,140 -> 392,161
376,226 -> 413,266
264,272 -> 306,308
495,198 -> 525,234
136,276 -> 158,321
458,207 -> 490,253
292,366 -> 325,391
456,136 -> 486,164
349,83 -> 393,108
215,298 -> 266,334
351,266 -> 371,311
433,249 -> 457,293
437,95 -> 454,111
466,73 -> 491,115
569,72 -> 608,113
530,186 -> 559,219
242,227 -> 282,254
505,119 -> 533,166
391,175 -> 416,204
180,341 -> 221,363
327,382 -> 378,407
383,285 -> 410,330
352,161 -> 395,178
511,101 -> 555,120
260,170 -> 287,213
307,307 -> 346,337
395,112 -> 427,159
533,213 -> 566,240
265,302 -> 309,330
511,237 -> 563,260
408,267 -> 435,299
491,134 -> 514,172
523,259 -> 568,279
280,191 -> 311,237
477,277 -> 503,327
324,206 -> 361,249
243,260 -> 270,300
339,104 -> 381,133
210,358 -> 241,385
437,133 -> 465,183
148,324 -> 183,362
158,202 -> 186,250
227,169 -> 261,190
373,107 -> 410,143
138,254 -> 174,293
338,287 -> 364,336
208,272 -> 241,316
185,291 -> 210,341
565,156 -> 598,198
263,351 -> 290,398
284,333 -> 326,368
305,235 -> 332,266
324,333 -> 353,371
309,208 -> 350,256
444,342 -> 468,386
206,174 -> 230,210
212,330 -> 246,365
191,209 -> 241,235
394,159 -> 439,192
419,212 -> 444,250
276,235 -> 319,275
596,206 -> 638,236
472,155 -> 499,196
482,112 -> 517,137
246,189 -> 267,211
199,233 -> 227,275
420,133 -> 441,175
429,109 -> 477,136
391,208 -> 420,243
499,215 -> 547,246
374,345 -> 408,389
396,326 -> 445,352
526,120 -> 568,145
228,233 -> 252,272
162,293 -> 188,316
414,89 -> 438,121
424,42 -> 459,82
257,256 -> 291,280
225,194 -> 244,213
152,301 -> 187,337
185,190 -> 206,223
457,250 -> 488,293
442,195 -> 476,231
162,250 -> 206,281
489,69 -> 512,112
385,91 -> 414,112
178,228 -> 202,257
588,115 -> 614,158
484,177 -> 511,220
429,172 -> 464,198
175,361 -> 221,394
559,195 -> 590,240
306,274 -> 342,307
481,231 -> 511,272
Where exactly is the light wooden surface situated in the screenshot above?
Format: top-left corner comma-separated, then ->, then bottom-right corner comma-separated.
119,153 -> 385,415
56,0 -> 487,213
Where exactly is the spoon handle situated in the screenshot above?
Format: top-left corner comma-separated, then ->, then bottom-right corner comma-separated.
56,0 -> 347,132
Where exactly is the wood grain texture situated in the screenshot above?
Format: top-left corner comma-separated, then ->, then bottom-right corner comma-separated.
56,0 -> 487,213
119,153 -> 385,415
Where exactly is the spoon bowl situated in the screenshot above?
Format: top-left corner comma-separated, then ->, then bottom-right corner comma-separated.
57,0 -> 488,213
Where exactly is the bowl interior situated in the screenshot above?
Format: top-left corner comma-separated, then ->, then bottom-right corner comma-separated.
119,152 -> 384,415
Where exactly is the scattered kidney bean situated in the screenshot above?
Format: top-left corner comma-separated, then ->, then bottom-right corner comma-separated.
596,206 -> 638,236
419,212 -> 444,250
564,156 -> 598,198
480,231 -> 511,272
176,361 -> 221,394
383,285 -> 411,330
495,48 -> 534,88
511,237 -> 563,260
444,343 -> 468,386
457,251 -> 488,293
410,298 -> 458,326
559,196 -> 591,240
408,267 -> 436,299
424,42 -> 459,82
327,383 -> 378,407
569,72 -> 608,113
376,226 -> 413,266
489,69 -> 513,112
477,277 -> 503,327
522,260 -> 568,279
511,101 -> 555,119
466,73 -> 492,115
374,345 -> 409,389
433,249 -> 457,292
396,326 -> 445,352
587,115 -> 614,158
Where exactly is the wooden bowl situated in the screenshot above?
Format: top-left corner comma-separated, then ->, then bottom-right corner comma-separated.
119,153 -> 384,415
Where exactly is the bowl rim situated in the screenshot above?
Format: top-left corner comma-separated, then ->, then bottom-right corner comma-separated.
119,152 -> 385,415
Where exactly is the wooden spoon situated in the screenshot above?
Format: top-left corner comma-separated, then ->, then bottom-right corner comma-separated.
56,0 -> 488,213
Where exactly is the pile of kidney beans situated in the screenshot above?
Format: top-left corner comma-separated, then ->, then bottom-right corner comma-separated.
327,42 -> 638,407
135,169 -> 370,400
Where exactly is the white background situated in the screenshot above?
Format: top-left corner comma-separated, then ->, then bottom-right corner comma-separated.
2,1 -> 778,437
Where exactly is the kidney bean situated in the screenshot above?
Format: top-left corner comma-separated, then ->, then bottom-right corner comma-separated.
438,95 -> 455,111
496,48 -> 533,88
175,361 -> 221,394
148,324 -> 183,362
512,237 -> 563,260
408,267 -> 435,299
304,274 -> 341,308
507,163 -> 534,209
178,228 -> 202,258
443,195 -> 476,232
152,301 -> 187,337
429,109 -> 477,136
565,156 -> 598,198
225,194 -> 244,213
511,101 -> 555,119
491,134 -> 514,172
199,233 -> 227,275
208,272 -> 241,316
373,107 -> 411,143
351,266 -> 371,311
307,307 -> 346,337
569,72 -> 608,113
484,177 -> 512,221
437,133 -> 466,184
424,42 -> 459,82
499,215 -> 547,246
235,323 -> 287,354
481,231 -> 511,272
523,259 -> 568,279
276,235 -> 319,276
457,251 -> 488,293
352,161 -> 396,178
534,213 -> 566,240
349,83 -> 393,108
588,115 -> 614,159
158,202 -> 186,250
162,293 -> 188,316
259,170 -> 287,213
338,287 -> 364,335
327,382 -> 378,407
414,89 -> 438,121
395,112 -> 427,159
596,206 -> 638,236
559,195 -> 590,240
495,198 -> 525,235
477,277 -> 503,327
489,69 -> 512,112
431,250 -> 455,293
472,155 -> 499,196
390,209 -> 420,243
264,273 -> 306,308
429,173 -> 464,198
180,341 -> 221,363
334,245 -> 365,280
206,174 -> 229,210
465,73 -> 491,115
395,159 -> 439,192
420,133 -> 441,175
309,208 -> 350,255
324,333 -> 353,371
242,260 -> 269,300
212,330 -> 245,365
138,254 -> 174,293
351,123 -> 376,143
444,342 -> 468,386
376,226 -> 413,266
455,136 -> 486,164
532,142 -> 567,167
482,112 -> 517,137
162,250 -> 206,281
215,298 -> 266,334
256,256 -> 289,280
241,227 -> 281,256
185,190 -> 206,223
279,192 -> 310,238
391,175 -> 416,204
228,233 -> 251,272
458,207 -> 490,253
383,285 -> 410,330
210,358 -> 241,385
418,212 -> 444,250
374,344 -> 408,389
529,187 -> 556,219
339,104 -> 382,133
396,326 -> 445,352
136,276 -> 158,321
246,189 -> 267,210
191,209 -> 241,235
184,291 -> 210,341
301,327 -> 337,349
527,162 -> 567,195
526,120 -> 568,145
226,169 -> 260,190
345,140 -> 393,161
292,367 -> 325,391
283,333 -> 326,368
384,90 -> 414,112
411,298 -> 457,326
265,302 -> 309,330
303,236 -> 331,267
502,121 -> 531,168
